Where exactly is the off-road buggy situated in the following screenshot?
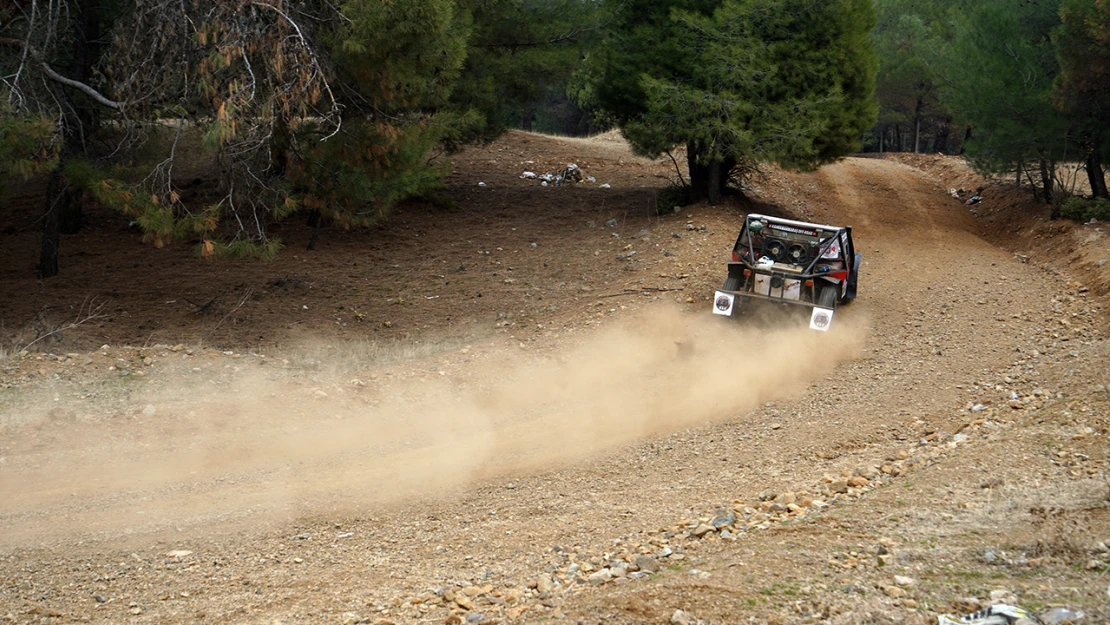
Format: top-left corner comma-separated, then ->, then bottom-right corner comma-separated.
711,214 -> 860,331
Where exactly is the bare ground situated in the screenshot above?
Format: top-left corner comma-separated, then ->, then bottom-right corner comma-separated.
1,134 -> 1108,625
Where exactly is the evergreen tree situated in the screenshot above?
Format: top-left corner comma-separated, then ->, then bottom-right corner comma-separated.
451,0 -> 609,140
871,0 -> 951,153
1054,0 -> 1110,198
937,0 -> 1069,206
594,0 -> 877,204
289,0 -> 477,249
1,0 -> 125,276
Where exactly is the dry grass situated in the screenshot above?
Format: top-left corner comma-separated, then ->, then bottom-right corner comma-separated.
514,129 -> 666,164
0,323 -> 34,363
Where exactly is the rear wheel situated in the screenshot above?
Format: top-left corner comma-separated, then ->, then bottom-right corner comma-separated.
722,276 -> 741,291
816,283 -> 837,308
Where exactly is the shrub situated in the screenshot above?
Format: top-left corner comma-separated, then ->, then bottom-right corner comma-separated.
1087,197 -> 1110,222
1060,196 -> 1090,220
1060,196 -> 1110,222
656,185 -> 690,215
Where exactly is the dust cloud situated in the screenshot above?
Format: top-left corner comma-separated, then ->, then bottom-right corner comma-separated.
0,304 -> 866,547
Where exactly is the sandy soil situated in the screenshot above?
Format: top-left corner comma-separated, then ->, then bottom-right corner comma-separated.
1,134 -> 1108,625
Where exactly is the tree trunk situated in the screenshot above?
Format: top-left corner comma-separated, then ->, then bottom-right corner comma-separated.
40,167 -> 64,278
59,187 -> 83,233
305,209 -> 322,250
707,160 -> 722,206
1086,148 -> 1109,199
37,0 -> 103,273
1039,158 -> 1055,206
914,116 -> 921,154
564,106 -> 586,136
960,126 -> 972,155
723,156 -> 737,186
521,109 -> 536,132
270,115 -> 291,178
307,220 -> 322,251
306,208 -> 321,227
934,121 -> 950,155
879,126 -> 884,153
686,141 -> 709,203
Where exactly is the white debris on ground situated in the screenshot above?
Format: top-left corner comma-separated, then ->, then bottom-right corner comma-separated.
520,163 -> 610,188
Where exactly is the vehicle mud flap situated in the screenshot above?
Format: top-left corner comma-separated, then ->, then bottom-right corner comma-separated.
844,252 -> 862,301
726,262 -> 747,285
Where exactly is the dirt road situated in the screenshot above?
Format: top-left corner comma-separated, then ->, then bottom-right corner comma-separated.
1,139 -> 1107,624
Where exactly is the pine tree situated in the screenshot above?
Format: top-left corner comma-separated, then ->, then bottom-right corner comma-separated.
1054,0 -> 1110,198
937,0 -> 1069,206
1,0 -> 124,276
450,0 -> 609,141
871,0 -> 951,153
594,0 -> 877,204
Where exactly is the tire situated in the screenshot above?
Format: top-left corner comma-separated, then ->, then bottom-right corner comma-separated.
722,277 -> 741,291
816,283 -> 837,309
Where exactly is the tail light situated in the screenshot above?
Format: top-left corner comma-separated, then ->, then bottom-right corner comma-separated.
743,269 -> 751,277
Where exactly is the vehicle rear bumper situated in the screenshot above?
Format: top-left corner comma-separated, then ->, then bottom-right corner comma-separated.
717,289 -> 821,308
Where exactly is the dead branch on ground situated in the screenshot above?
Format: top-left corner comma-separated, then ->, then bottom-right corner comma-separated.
18,297 -> 108,353
598,287 -> 685,298
207,287 -> 254,337
184,296 -> 220,315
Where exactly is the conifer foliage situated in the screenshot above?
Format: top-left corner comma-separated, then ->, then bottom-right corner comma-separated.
865,0 -> 1110,208
1054,0 -> 1110,199
593,0 -> 878,204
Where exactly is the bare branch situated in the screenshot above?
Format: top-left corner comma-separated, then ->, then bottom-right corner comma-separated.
207,287 -> 253,337
19,297 -> 108,353
240,44 -> 257,102
9,0 -> 40,103
664,149 -> 688,187
9,34 -> 127,111
38,60 -> 125,110
598,287 -> 685,299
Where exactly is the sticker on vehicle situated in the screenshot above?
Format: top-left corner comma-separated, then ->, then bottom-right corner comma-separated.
809,307 -> 834,331
712,291 -> 735,316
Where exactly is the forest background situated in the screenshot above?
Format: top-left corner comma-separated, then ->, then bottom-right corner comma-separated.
3,0 -> 1108,277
